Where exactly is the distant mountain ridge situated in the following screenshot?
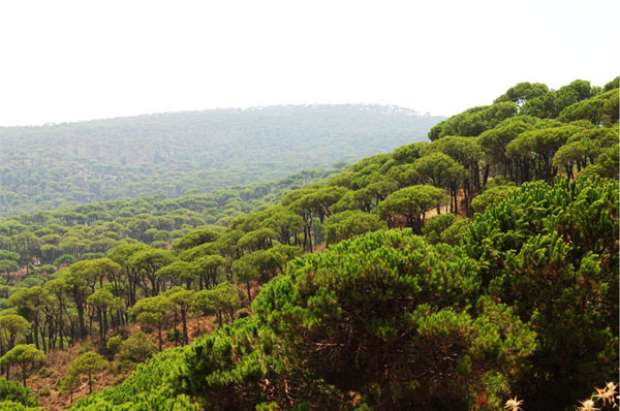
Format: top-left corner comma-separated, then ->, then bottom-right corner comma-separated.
0,104 -> 444,215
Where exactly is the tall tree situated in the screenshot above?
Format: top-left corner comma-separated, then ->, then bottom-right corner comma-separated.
128,248 -> 174,296
165,287 -> 195,345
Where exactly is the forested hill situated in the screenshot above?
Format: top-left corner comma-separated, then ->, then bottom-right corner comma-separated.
0,104 -> 443,216
0,77 -> 616,411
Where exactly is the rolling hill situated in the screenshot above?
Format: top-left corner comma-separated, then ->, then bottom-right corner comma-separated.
0,105 -> 443,215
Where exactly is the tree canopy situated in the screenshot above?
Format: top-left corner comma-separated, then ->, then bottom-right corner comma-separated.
0,77 -> 615,410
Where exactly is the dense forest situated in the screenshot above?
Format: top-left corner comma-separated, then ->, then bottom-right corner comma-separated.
0,105 -> 443,215
0,167 -> 338,282
0,77 -> 617,411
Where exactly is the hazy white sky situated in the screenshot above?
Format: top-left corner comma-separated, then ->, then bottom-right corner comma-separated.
0,0 -> 617,126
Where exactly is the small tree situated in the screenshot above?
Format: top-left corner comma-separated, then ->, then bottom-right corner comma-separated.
232,257 -> 260,303
0,344 -> 46,386
58,372 -> 80,401
156,260 -> 195,289
8,287 -> 51,350
0,314 -> 30,354
192,255 -> 226,289
193,283 -> 242,327
0,260 -> 18,281
378,185 -> 448,232
67,351 -> 107,394
86,288 -> 121,348
105,335 -> 122,358
128,248 -> 174,296
129,295 -> 174,350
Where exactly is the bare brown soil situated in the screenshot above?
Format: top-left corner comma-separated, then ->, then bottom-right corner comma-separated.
27,315 -> 215,410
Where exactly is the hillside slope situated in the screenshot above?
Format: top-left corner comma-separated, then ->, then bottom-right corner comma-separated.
0,105 -> 443,215
68,77 -> 617,411
0,78 -> 617,411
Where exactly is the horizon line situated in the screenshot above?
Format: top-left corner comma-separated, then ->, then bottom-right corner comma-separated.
0,103 -> 447,129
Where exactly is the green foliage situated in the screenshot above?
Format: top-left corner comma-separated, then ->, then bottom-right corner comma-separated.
378,185 -> 448,232
439,217 -> 471,245
506,124 -> 586,182
0,377 -> 37,407
0,344 -> 46,387
191,255 -> 226,289
176,178 -> 618,410
603,75 -> 619,91
71,348 -> 198,410
173,228 -> 221,251
0,106 -> 442,216
0,77 -> 616,410
59,372 -> 80,399
69,351 -> 108,375
0,400 -> 42,411
156,260 -> 195,288
0,260 -> 18,275
470,185 -> 518,214
251,230 -> 532,409
521,79 -> 598,118
410,152 -> 466,190
0,168 -> 336,273
67,351 -> 108,394
130,296 -> 174,350
463,178 -> 618,410
118,332 -> 157,366
192,283 -> 242,327
323,210 -> 386,245
391,141 -> 429,163
429,101 -> 517,140
105,335 -> 122,356
478,115 -> 544,170
181,318 -> 277,410
421,213 -> 457,244
580,144 -> 619,180
559,88 -> 619,125
237,228 -> 277,252
494,82 -> 550,105
0,314 -> 30,350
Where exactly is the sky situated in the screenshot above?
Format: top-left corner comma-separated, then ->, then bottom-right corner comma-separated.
0,0 -> 617,126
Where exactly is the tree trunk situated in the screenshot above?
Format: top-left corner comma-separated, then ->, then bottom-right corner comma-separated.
98,308 -> 104,345
181,309 -> 189,345
59,299 -> 65,350
33,317 -> 40,349
77,304 -> 86,339
483,164 -> 490,187
245,280 -> 252,304
103,310 -> 108,338
379,343 -> 394,411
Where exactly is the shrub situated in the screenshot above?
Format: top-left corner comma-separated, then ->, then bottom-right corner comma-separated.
0,377 -> 37,406
105,335 -> 123,357
118,332 -> 157,365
